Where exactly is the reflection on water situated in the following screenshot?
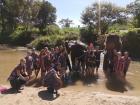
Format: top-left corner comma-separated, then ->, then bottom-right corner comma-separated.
0,50 -> 140,96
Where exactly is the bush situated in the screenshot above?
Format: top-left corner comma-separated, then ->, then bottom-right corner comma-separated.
30,35 -> 65,50
64,33 -> 79,40
9,25 -> 41,46
43,24 -> 60,35
30,27 -> 80,50
122,30 -> 140,59
80,27 -> 97,44
10,29 -> 34,46
30,31 -> 80,50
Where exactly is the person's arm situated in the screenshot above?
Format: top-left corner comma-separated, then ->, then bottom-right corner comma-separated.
16,70 -> 26,80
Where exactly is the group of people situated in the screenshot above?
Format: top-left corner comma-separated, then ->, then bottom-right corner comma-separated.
7,41 -> 131,95
8,46 -> 70,95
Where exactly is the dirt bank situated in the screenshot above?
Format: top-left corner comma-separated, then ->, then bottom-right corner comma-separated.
0,86 -> 140,105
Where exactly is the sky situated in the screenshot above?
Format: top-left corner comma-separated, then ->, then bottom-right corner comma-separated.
48,0 -> 134,27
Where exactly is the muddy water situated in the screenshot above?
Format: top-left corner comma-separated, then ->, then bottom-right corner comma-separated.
0,50 -> 140,96
0,50 -> 27,85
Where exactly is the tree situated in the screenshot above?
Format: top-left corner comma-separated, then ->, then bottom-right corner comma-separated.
127,0 -> 140,28
0,0 -> 34,33
59,18 -> 73,28
0,0 -> 26,42
81,2 -> 127,34
35,1 -> 56,33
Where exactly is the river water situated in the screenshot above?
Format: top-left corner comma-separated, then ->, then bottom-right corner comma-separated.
0,50 -> 140,96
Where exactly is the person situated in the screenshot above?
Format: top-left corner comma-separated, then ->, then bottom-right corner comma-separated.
39,49 -> 46,80
43,67 -> 62,95
58,49 -> 68,84
40,47 -> 52,82
8,59 -> 29,91
65,49 -> 72,72
123,52 -> 131,77
115,52 -> 125,81
86,50 -> 96,77
85,48 -> 91,77
43,47 -> 52,73
94,47 -> 101,75
52,47 -> 60,67
65,41 -> 70,54
25,51 -> 33,79
31,48 -> 40,78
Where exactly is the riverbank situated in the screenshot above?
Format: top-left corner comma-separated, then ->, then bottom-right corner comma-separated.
0,44 -> 27,51
0,86 -> 140,105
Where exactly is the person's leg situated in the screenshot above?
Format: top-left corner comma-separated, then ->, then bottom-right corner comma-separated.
18,79 -> 26,89
81,61 -> 85,77
85,64 -> 88,77
88,67 -> 91,77
96,61 -> 100,75
71,56 -> 75,71
48,87 -> 54,94
92,67 -> 95,77
34,64 -> 39,78
96,67 -> 98,74
87,66 -> 90,77
67,57 -> 72,72
10,79 -> 21,91
10,79 -> 17,90
41,68 -> 46,82
124,69 -> 127,77
35,69 -> 39,78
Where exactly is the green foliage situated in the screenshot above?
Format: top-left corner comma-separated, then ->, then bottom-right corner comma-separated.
30,35 -> 64,50
64,34 -> 79,41
81,2 -> 127,34
10,26 -> 34,46
80,27 -> 97,44
59,18 -> 73,28
30,27 -> 80,50
0,0 -> 57,44
109,24 -> 128,32
127,0 -> 140,28
62,28 -> 80,40
43,24 -> 60,35
36,1 -> 56,33
122,30 -> 140,58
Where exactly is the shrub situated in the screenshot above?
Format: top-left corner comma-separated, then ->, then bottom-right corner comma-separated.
30,35 -> 65,50
80,27 -> 97,44
122,30 -> 140,59
64,33 -> 79,40
43,24 -> 60,35
10,29 -> 34,46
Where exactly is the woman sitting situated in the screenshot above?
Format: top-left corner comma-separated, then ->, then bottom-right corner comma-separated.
8,59 -> 29,91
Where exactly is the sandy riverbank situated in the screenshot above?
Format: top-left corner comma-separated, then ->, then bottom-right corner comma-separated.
0,86 -> 140,105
